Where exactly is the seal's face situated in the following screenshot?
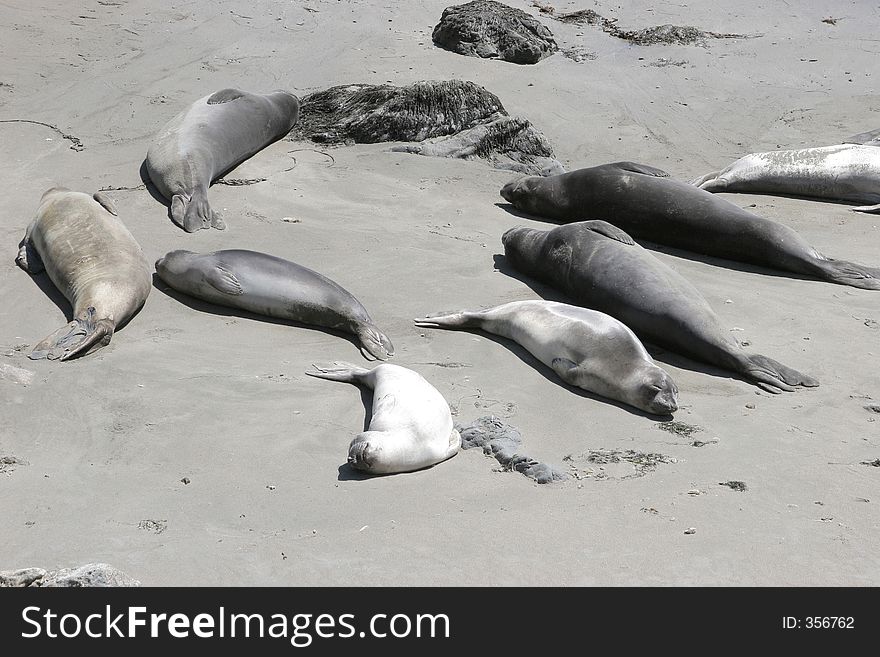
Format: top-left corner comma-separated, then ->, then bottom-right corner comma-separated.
637,369 -> 679,415
155,250 -> 196,278
500,176 -> 540,213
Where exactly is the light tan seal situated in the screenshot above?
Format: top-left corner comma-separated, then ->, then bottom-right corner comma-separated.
16,187 -> 151,360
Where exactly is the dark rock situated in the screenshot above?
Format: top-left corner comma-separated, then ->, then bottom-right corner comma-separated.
391,115 -> 564,175
290,80 -> 563,176
432,0 -> 558,64
290,80 -> 504,144
0,563 -> 140,587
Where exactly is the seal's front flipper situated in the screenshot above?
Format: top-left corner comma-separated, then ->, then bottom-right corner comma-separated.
690,171 -> 721,188
851,203 -> 880,214
207,88 -> 245,105
357,324 -> 395,361
551,357 -> 580,385
741,353 -> 818,393
614,162 -> 671,177
16,240 -> 44,274
582,220 -> 636,245
29,307 -> 114,361
92,192 -> 118,216
206,264 -> 243,296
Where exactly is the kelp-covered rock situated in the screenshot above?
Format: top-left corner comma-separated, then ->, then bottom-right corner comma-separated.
289,80 -> 505,144
290,80 -> 563,176
0,563 -> 140,587
432,0 -> 558,64
392,116 -> 564,175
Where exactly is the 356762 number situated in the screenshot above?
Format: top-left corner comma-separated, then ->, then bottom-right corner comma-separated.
804,617 -> 854,629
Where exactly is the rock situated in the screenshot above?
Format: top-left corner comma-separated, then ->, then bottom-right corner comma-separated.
290,80 -> 562,176
391,115 -> 564,175
432,0 -> 558,65
0,563 -> 139,587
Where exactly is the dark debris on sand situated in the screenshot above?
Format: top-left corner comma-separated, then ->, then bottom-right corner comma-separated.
456,415 -> 567,483
719,480 -> 749,492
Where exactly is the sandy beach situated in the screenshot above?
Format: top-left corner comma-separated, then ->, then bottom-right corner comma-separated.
1,0 -> 878,586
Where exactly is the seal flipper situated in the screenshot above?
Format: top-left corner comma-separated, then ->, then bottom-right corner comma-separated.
305,362 -> 371,384
581,220 -> 636,245
207,89 -> 245,105
92,192 -> 118,216
356,324 -> 395,361
171,189 -> 225,232
613,162 -> 671,177
16,224 -> 44,274
843,128 -> 880,145
29,307 -> 115,361
850,203 -> 880,214
413,311 -> 479,329
550,357 -> 580,385
205,264 -> 243,296
813,257 -> 880,290
740,353 -> 818,394
207,89 -> 244,105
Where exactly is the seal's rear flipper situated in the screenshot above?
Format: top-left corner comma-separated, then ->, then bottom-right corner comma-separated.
413,312 -> 478,329
305,362 -> 370,383
816,258 -> 880,290
29,307 -> 114,361
851,203 -> 880,214
171,190 -> 225,233
843,128 -> 880,145
742,353 -> 818,394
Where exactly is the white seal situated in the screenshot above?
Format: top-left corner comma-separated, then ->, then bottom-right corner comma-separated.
416,300 -> 678,415
306,362 -> 460,474
692,144 -> 880,213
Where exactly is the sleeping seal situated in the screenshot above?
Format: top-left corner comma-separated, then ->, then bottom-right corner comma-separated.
145,88 -> 300,232
16,187 -> 151,360
501,161 -> 880,290
692,144 -> 880,213
501,220 -> 818,393
415,300 -> 678,414
306,362 -> 460,475
155,249 -> 393,360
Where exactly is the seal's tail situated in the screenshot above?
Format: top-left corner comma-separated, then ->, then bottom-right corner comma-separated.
814,257 -> 880,290
413,311 -> 479,330
170,188 -> 225,233
29,307 -> 115,361
740,353 -> 819,394
305,362 -> 371,383
357,325 -> 395,361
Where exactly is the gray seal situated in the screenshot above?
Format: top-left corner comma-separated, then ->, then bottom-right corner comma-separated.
16,187 -> 151,360
415,300 -> 678,415
501,161 -> 880,290
501,220 -> 818,393
155,249 -> 393,360
692,144 -> 880,213
145,88 -> 300,232
306,362 -> 460,475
